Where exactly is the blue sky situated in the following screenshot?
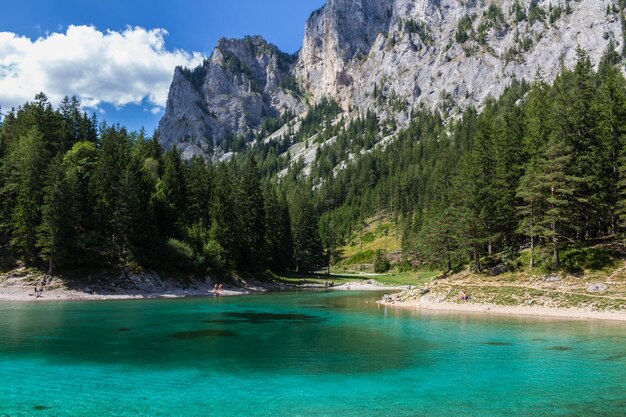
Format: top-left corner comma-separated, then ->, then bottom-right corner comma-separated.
0,0 -> 324,132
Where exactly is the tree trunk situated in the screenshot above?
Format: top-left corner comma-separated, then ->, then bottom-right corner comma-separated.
447,253 -> 452,272
474,246 -> 481,273
552,236 -> 560,268
488,241 -> 493,256
529,235 -> 535,270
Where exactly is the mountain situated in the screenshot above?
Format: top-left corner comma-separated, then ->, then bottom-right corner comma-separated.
157,36 -> 304,159
158,0 -> 623,158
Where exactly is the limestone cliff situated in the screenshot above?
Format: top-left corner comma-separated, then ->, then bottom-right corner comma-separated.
157,36 -> 303,158
159,0 -> 624,158
299,0 -> 622,117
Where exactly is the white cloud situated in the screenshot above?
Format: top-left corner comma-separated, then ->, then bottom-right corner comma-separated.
0,25 -> 206,112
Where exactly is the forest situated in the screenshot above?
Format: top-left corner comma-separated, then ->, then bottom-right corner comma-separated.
1,45 -> 626,279
0,95 -> 322,276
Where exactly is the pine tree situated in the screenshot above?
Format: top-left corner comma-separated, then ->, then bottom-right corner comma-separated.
417,206 -> 458,271
186,156 -> 212,229
210,163 -> 241,269
153,147 -> 187,239
238,157 -> 266,269
62,141 -> 98,263
8,127 -> 49,262
516,159 -> 543,269
37,156 -> 73,273
89,124 -> 137,261
536,134 -> 582,268
596,71 -> 626,234
290,188 -> 323,272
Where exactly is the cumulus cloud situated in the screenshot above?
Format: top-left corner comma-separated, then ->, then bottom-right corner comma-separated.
0,25 -> 206,112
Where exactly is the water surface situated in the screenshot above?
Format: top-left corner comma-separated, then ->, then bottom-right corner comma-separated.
1,291 -> 625,416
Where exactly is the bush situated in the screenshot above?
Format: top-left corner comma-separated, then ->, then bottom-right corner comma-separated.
362,232 -> 376,244
374,250 -> 391,273
162,238 -> 195,270
203,240 -> 226,272
397,258 -> 414,273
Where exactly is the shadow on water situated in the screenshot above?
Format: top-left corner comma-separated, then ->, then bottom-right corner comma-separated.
604,352 -> 626,361
200,311 -> 325,325
0,294 -> 430,375
224,311 -> 324,323
169,329 -> 238,339
547,346 -> 572,351
483,342 -> 514,346
33,405 -> 52,411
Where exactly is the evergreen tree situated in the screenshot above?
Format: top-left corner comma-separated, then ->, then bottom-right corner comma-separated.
8,127 -> 49,262
593,55 -> 626,233
536,134 -> 581,267
37,156 -> 73,273
516,159 -> 543,269
210,164 -> 241,269
264,188 -> 293,271
153,147 -> 187,239
290,188 -> 323,272
238,157 -> 266,269
89,125 -> 131,260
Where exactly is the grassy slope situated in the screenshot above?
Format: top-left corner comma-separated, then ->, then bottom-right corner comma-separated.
418,240 -> 626,312
336,214 -> 403,269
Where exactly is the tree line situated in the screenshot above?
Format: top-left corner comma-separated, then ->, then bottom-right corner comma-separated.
308,44 -> 626,273
2,44 -> 626,278
0,95 -> 324,275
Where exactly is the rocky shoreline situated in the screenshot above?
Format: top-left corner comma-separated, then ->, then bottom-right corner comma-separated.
378,276 -> 626,323
0,268 -> 405,302
0,268 -> 261,302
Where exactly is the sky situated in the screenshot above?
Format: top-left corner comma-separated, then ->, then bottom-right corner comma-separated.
0,0 -> 325,132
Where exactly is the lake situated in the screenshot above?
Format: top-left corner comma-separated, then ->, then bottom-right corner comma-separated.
1,290 -> 625,416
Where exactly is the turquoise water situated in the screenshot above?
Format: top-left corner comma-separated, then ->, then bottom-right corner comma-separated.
1,291 -> 625,416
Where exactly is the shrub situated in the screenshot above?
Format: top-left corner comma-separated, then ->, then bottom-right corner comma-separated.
374,250 -> 391,273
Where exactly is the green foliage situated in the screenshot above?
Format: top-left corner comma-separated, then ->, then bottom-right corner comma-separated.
163,238 -> 195,270
528,3 -> 546,25
3,44 -> 626,284
402,19 -> 434,45
0,92 -> 312,277
290,188 -> 324,272
510,0 -> 527,23
455,15 -> 474,44
373,250 -> 391,273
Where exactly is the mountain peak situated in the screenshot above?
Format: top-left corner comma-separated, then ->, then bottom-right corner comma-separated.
158,0 -> 622,158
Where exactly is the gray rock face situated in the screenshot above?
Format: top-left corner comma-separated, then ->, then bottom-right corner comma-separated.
296,0 -> 395,101
159,0 -> 622,158
298,0 -> 622,117
587,283 -> 609,294
158,36 -> 304,158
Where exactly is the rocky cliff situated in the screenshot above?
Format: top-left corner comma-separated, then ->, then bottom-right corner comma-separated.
159,0 -> 624,157
157,36 -> 303,158
300,0 -> 622,116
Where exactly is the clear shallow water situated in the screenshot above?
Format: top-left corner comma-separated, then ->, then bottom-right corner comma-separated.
1,291 -> 625,417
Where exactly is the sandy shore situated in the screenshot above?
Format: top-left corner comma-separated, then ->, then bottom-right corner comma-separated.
380,298 -> 626,322
0,285 -> 253,302
332,281 -> 405,292
0,273 -> 405,302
